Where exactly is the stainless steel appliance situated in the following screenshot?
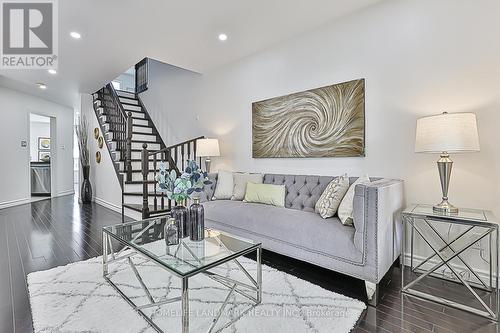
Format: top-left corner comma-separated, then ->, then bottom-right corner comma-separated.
31,162 -> 51,196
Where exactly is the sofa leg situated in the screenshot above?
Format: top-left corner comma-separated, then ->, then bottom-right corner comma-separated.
365,281 -> 379,307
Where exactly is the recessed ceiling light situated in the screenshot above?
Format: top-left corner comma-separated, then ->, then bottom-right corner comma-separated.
218,33 -> 228,41
37,83 -> 47,89
47,69 -> 57,75
70,31 -> 81,39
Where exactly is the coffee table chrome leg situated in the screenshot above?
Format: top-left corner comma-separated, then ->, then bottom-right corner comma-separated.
496,228 -> 499,320
182,277 -> 189,333
103,232 -> 108,276
257,245 -> 262,304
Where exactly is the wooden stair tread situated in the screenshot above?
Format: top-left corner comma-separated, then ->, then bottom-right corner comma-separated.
121,101 -> 141,107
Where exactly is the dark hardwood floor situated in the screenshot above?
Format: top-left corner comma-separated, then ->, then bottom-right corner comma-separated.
0,195 -> 497,333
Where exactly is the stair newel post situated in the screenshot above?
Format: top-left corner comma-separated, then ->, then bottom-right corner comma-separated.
126,111 -> 133,182
181,145 -> 185,171
141,143 -> 150,219
194,139 -> 199,167
167,148 -> 172,211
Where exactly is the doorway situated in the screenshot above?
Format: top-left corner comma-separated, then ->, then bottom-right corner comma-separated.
29,113 -> 52,200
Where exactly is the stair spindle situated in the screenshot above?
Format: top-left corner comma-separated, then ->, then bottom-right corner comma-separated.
153,154 -> 157,210
126,112 -> 133,181
141,143 -> 150,219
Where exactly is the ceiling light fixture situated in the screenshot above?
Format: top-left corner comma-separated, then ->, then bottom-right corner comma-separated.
37,83 -> 47,90
218,33 -> 228,41
48,69 -> 57,75
70,31 -> 81,39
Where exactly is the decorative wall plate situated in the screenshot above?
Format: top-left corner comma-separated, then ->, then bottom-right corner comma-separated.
95,151 -> 101,163
94,128 -> 99,139
98,136 -> 104,149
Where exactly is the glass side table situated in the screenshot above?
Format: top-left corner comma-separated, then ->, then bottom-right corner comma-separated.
402,204 -> 499,320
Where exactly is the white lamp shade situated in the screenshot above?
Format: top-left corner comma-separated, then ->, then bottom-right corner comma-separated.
415,112 -> 480,153
197,138 -> 220,157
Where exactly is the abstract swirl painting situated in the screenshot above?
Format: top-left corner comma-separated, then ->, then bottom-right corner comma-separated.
252,79 -> 365,158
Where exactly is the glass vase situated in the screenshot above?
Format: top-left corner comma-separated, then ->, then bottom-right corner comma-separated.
189,197 -> 205,241
171,204 -> 189,238
164,217 -> 179,246
80,165 -> 92,203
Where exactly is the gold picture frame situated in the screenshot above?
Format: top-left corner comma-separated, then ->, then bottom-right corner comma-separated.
94,127 -> 99,139
96,151 -> 101,163
98,136 -> 104,149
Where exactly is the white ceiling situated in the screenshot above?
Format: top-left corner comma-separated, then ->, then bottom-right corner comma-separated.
0,0 -> 383,108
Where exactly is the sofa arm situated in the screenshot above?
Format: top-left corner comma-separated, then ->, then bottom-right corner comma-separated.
353,179 -> 404,282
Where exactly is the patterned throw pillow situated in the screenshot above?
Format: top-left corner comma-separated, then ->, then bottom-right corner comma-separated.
338,175 -> 371,225
315,174 -> 350,219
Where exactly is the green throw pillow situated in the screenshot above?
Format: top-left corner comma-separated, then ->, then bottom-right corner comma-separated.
243,182 -> 285,207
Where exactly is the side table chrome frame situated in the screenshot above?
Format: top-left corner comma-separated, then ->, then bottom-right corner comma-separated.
102,227 -> 263,333
401,213 -> 499,321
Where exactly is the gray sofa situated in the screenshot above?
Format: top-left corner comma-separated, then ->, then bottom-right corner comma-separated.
200,173 -> 404,305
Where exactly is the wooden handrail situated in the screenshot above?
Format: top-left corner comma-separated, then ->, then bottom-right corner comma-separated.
147,136 -> 205,157
107,83 -> 133,182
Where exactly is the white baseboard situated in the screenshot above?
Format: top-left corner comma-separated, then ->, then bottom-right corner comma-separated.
0,189 -> 75,210
403,252 -> 494,287
0,197 -> 30,209
56,189 -> 75,197
93,197 -> 137,219
93,197 -> 121,212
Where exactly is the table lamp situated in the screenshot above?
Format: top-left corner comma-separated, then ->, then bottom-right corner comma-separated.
415,112 -> 480,214
196,138 -> 220,173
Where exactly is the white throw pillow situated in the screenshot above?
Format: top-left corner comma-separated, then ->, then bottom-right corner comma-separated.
213,170 -> 234,200
315,174 -> 350,219
338,175 -> 371,226
232,173 -> 264,201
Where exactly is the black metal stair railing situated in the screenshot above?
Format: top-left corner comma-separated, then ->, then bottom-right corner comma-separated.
141,136 -> 204,219
135,58 -> 148,94
94,83 -> 133,182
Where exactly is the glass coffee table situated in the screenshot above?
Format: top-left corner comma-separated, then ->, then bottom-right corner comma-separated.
102,217 -> 262,333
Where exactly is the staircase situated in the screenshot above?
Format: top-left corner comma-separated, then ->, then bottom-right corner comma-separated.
92,83 -> 203,220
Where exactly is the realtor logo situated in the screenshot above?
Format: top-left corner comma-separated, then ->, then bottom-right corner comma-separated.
1,0 -> 58,69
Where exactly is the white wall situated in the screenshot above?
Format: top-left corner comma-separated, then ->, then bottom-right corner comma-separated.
81,94 -> 124,212
29,118 -> 51,162
190,0 -> 500,276
195,0 -> 500,215
0,86 -> 75,208
139,59 -> 202,146
84,0 -> 500,276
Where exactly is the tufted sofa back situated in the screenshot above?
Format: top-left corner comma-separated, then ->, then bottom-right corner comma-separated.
263,174 -> 335,212
200,172 -> 380,213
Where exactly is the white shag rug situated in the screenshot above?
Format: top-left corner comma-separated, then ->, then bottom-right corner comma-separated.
28,253 -> 366,333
